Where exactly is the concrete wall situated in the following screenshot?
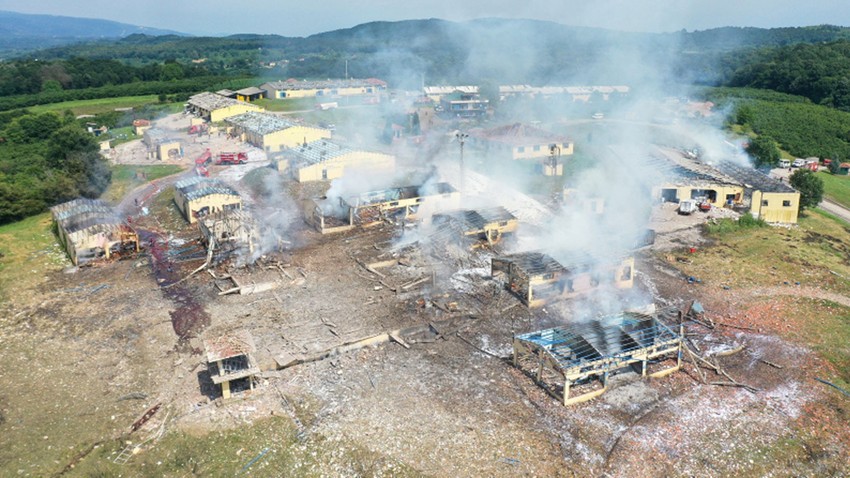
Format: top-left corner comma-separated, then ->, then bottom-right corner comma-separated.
175,191 -> 243,224
294,151 -> 395,182
208,103 -> 263,123
751,191 -> 799,224
654,183 -> 744,207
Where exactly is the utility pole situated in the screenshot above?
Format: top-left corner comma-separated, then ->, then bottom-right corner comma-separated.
456,131 -> 468,195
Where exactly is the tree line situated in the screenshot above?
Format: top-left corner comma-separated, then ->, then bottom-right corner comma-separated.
0,111 -> 110,224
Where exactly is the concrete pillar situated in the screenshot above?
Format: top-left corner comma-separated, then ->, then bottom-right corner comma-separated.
221,380 -> 231,399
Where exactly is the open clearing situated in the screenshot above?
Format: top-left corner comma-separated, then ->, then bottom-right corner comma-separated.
1,111 -> 849,477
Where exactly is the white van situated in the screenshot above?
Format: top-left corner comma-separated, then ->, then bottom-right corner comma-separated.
792,158 -> 805,168
779,159 -> 791,168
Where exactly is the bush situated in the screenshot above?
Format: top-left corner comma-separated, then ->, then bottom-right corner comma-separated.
704,212 -> 767,235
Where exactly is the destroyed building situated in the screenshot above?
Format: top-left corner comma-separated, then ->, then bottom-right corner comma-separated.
513,312 -> 682,405
645,149 -> 800,223
51,199 -> 140,265
260,78 -> 387,99
468,123 -> 574,162
174,177 -> 242,224
198,209 -> 261,258
186,92 -> 263,123
281,139 -> 395,182
307,182 -> 460,234
430,206 -> 519,246
491,252 -> 634,308
224,111 -> 330,154
142,128 -> 182,161
203,331 -> 260,400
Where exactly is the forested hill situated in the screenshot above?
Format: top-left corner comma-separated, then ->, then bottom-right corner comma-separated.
18,19 -> 850,86
0,10 -> 185,57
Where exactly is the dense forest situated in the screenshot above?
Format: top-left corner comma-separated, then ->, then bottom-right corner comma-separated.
0,110 -> 110,223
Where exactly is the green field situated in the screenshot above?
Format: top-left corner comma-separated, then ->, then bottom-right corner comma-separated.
101,164 -> 185,203
26,95 -> 160,115
252,97 -> 316,112
0,213 -> 66,302
817,170 -> 850,209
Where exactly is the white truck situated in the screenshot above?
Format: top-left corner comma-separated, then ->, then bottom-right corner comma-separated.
678,199 -> 698,215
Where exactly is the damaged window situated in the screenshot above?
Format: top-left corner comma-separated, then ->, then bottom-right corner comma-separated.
762,200 -> 769,206
783,200 -> 792,207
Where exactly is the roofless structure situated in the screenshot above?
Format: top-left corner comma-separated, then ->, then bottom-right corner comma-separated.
513,313 -> 683,405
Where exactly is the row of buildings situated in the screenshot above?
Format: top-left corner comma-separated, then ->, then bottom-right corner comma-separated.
213,78 -> 388,103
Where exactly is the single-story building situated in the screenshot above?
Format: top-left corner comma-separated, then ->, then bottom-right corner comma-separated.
174,177 -> 242,224
51,199 -> 140,266
468,123 -> 574,161
307,182 -> 460,233
234,87 -> 265,102
513,312 -> 682,405
225,111 -> 330,154
281,139 -> 395,182
491,251 -> 634,308
204,331 -> 260,399
132,119 -> 151,136
431,207 -> 518,246
143,128 -> 182,160
260,78 -> 387,99
186,92 -> 263,123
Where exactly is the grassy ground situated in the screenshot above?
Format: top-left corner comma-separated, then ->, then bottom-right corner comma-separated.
678,211 -> 850,293
817,170 -> 850,209
0,213 -> 67,303
101,164 -> 185,204
253,97 -> 317,112
68,415 -> 421,477
27,95 -> 160,115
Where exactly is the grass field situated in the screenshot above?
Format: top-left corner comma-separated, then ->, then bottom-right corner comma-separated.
27,95 -> 160,115
0,213 -> 67,303
681,212 -> 850,293
252,97 -> 316,112
101,164 -> 185,203
817,170 -> 850,209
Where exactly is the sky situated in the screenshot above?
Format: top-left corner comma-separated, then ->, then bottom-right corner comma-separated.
0,0 -> 847,37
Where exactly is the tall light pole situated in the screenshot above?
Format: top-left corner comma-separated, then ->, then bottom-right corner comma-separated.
456,131 -> 468,195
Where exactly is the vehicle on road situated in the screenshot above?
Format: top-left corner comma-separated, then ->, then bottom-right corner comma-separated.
216,152 -> 248,165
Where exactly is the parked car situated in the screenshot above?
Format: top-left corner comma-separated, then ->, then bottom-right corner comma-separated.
678,199 -> 697,215
791,158 -> 805,168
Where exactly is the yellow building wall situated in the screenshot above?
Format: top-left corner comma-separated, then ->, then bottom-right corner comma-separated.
751,191 -> 799,224
655,183 -> 744,207
175,191 -> 243,224
510,141 -> 574,160
156,140 -> 182,160
295,151 -> 395,182
278,88 -> 321,98
260,126 -> 331,153
209,103 -> 263,123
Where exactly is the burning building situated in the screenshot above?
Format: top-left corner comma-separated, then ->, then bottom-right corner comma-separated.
281,139 -> 396,183
51,199 -> 140,266
648,150 -> 800,223
431,206 -> 519,246
198,209 -> 261,258
307,182 -> 460,234
512,312 -> 683,405
203,331 -> 260,400
491,252 -> 634,308
174,177 -> 242,224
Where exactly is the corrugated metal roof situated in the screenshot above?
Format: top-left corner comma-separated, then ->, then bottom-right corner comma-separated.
262,78 -> 386,91
287,139 -> 354,166
225,111 -> 296,136
188,92 -> 255,111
